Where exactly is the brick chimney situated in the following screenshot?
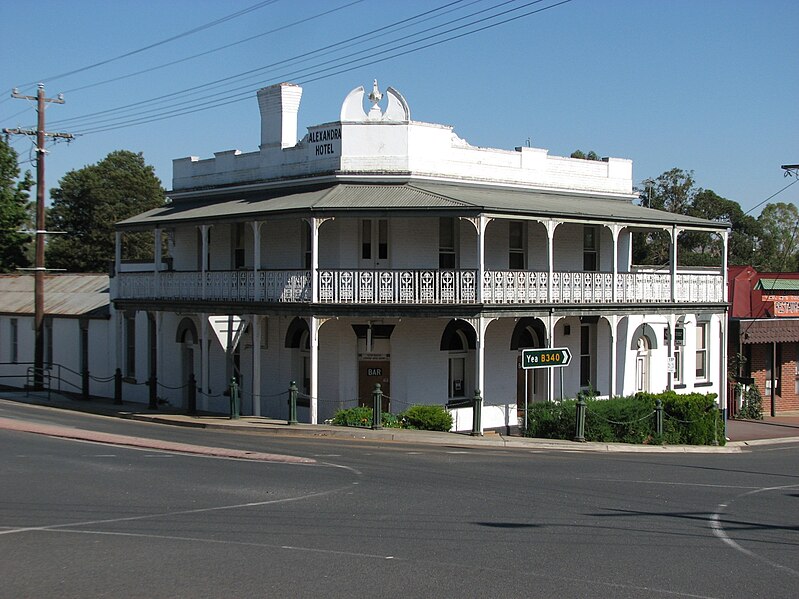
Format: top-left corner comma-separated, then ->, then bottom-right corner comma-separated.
257,83 -> 303,149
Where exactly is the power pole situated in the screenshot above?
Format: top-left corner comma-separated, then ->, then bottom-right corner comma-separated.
3,84 -> 73,390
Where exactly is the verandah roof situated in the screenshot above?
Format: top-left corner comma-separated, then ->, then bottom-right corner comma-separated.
117,182 -> 728,232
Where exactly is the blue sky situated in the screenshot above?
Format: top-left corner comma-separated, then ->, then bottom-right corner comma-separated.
1,0 -> 796,216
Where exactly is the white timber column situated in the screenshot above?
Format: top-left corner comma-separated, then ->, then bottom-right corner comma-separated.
546,313 -> 555,401
251,314 -> 262,416
721,229 -> 729,302
477,215 -> 489,303
545,220 -> 558,302
153,227 -> 162,295
720,312 -> 728,417
200,312 -> 209,412
609,224 -> 622,303
251,221 -> 263,301
670,226 -> 680,302
200,224 -> 210,300
310,218 -> 320,304
309,315 -> 319,424
608,315 -> 618,398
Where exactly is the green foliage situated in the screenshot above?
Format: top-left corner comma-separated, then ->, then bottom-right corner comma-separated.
570,150 -> 601,161
402,404 -> 453,431
737,385 -> 764,420
524,391 -> 724,446
331,403 -> 453,431
755,202 -> 799,271
0,138 -> 33,272
46,150 -> 165,272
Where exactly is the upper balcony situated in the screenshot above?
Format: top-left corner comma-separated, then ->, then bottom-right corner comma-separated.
114,268 -> 724,306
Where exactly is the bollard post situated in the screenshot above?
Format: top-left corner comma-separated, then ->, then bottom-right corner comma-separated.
372,383 -> 382,430
187,373 -> 197,415
471,389 -> 483,437
82,368 -> 90,401
288,381 -> 298,425
574,396 -> 586,442
655,399 -> 663,436
148,375 -> 158,410
229,376 -> 240,420
114,368 -> 123,405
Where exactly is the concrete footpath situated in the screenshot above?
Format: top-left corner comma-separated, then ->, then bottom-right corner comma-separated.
2,390 -> 799,459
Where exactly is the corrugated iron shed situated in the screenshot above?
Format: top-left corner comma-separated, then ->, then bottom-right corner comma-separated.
0,274 -> 110,318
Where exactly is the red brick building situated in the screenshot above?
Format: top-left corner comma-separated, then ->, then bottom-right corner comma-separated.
728,266 -> 799,415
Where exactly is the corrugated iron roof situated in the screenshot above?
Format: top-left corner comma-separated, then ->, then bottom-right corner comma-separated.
740,318 -> 799,344
755,278 -> 799,291
117,182 -> 727,230
0,274 -> 110,317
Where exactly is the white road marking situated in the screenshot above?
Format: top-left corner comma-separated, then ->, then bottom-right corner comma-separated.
710,484 -> 799,578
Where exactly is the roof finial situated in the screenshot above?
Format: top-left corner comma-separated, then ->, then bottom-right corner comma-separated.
367,79 -> 383,119
369,79 -> 382,105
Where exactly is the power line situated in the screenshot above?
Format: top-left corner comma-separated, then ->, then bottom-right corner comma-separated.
48,0 -> 483,130
59,0 -> 366,95
62,0 -> 570,135
15,0 -> 282,89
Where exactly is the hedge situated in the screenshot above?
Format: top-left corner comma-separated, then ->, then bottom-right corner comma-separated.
330,404 -> 453,432
524,391 -> 723,445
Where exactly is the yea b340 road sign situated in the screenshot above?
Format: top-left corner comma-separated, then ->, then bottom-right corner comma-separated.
521,347 -> 572,369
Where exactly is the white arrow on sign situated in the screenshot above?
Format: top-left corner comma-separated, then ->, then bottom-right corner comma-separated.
208,315 -> 246,352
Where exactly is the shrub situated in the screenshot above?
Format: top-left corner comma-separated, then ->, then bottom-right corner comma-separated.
402,404 -> 453,431
524,391 -> 724,446
738,385 -> 764,420
330,406 -> 373,427
330,405 -> 449,430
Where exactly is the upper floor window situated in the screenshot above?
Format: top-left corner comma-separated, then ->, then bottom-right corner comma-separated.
509,221 -> 526,270
233,223 -> 245,269
695,322 -> 708,380
303,221 -> 312,270
361,219 -> 388,265
439,217 -> 457,269
583,226 -> 598,271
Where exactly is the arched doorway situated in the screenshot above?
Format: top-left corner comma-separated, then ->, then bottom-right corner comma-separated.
631,323 -> 658,393
175,317 -> 198,407
440,320 -> 476,400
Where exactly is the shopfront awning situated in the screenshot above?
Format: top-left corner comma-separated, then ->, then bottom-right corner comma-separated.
739,318 -> 799,344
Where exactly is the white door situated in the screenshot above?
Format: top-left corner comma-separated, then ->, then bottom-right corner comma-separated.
359,219 -> 389,269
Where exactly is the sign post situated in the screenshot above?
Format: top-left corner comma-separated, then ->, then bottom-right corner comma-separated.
520,347 -> 573,410
521,348 -> 572,370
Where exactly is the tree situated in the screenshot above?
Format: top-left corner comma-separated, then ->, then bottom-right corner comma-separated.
0,137 -> 33,272
756,202 -> 799,271
570,150 -> 601,161
46,151 -> 165,272
687,189 -> 760,267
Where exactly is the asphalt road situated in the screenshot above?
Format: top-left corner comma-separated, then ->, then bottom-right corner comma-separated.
1,401 -> 798,598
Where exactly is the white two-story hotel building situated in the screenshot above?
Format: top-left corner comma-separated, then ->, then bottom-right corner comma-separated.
112,81 -> 729,431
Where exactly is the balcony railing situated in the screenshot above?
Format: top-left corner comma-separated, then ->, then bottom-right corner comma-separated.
115,269 -> 723,305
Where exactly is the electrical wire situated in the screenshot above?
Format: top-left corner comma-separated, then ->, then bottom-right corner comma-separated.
16,0 -> 283,89
59,0 -> 366,95
48,0 -> 484,130
65,0 -> 571,135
